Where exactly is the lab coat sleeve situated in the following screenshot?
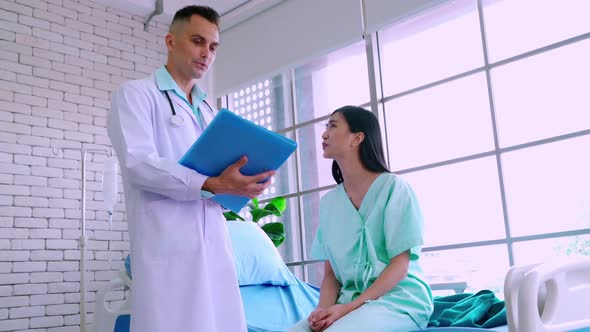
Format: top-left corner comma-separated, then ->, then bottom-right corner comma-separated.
108,81 -> 207,201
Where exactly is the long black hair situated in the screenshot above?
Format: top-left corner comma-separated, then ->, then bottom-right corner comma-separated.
331,106 -> 390,184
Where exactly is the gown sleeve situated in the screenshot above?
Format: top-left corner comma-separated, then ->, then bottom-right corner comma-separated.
383,177 -> 425,261
310,224 -> 328,260
310,195 -> 332,260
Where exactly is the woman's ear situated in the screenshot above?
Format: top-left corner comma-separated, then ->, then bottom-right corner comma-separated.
353,132 -> 365,146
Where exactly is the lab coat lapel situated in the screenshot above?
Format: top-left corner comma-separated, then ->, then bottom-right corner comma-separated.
200,101 -> 215,127
169,93 -> 201,130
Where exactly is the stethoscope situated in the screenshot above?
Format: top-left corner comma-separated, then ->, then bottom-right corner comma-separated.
164,90 -> 214,128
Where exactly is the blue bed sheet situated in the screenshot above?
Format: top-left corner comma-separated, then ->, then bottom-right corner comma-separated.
417,328 -> 590,332
240,278 -> 320,332
414,327 -> 508,332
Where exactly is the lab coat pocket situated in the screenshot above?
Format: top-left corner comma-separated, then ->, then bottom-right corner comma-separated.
203,200 -> 229,245
143,197 -> 199,260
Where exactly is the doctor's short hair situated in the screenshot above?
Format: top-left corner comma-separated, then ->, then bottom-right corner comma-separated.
169,5 -> 220,31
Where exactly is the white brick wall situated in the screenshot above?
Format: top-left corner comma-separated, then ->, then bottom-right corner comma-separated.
0,0 -> 168,330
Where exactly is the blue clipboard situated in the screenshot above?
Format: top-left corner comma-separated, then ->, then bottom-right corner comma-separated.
179,109 -> 297,212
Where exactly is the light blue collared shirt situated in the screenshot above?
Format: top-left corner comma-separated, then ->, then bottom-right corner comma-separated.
155,66 -> 207,129
155,66 -> 215,199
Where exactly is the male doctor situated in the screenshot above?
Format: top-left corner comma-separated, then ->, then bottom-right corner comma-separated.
107,5 -> 274,332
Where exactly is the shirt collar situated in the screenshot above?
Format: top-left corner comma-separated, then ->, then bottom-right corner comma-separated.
155,65 -> 207,105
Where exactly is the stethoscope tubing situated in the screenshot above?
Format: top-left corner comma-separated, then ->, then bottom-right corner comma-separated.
164,90 -> 214,128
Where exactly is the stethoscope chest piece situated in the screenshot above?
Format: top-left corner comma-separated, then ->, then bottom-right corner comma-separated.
169,114 -> 184,127
164,90 -> 213,129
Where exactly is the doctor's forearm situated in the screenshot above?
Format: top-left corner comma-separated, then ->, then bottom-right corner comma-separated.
346,251 -> 409,312
202,176 -> 221,194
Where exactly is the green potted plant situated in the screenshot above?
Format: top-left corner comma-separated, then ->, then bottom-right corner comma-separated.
223,196 -> 287,247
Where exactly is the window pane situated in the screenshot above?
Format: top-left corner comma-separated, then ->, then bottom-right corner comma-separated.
502,136 -> 590,237
483,0 -> 590,62
306,262 -> 325,288
492,40 -> 590,147
228,75 -> 293,131
298,123 -> 335,191
385,73 -> 495,171
380,0 -> 483,96
422,245 -> 509,297
274,197 -> 302,263
404,157 -> 506,247
513,235 -> 590,266
294,41 -> 369,124
301,190 -> 329,260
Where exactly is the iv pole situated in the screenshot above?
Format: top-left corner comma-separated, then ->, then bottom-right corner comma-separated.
52,145 -> 114,332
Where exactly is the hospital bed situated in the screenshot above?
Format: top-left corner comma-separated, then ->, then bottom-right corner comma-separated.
417,257 -> 590,332
92,222 -> 590,331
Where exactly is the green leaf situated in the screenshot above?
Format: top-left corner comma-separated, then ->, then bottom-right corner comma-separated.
261,222 -> 285,247
269,196 -> 286,212
252,197 -> 259,209
261,222 -> 284,233
250,208 -> 272,223
263,203 -> 283,217
223,211 -> 244,221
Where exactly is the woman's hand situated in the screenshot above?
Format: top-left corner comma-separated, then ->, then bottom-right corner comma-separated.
308,304 -> 352,331
308,307 -> 328,332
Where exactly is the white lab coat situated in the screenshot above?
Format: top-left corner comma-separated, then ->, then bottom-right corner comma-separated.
107,74 -> 247,332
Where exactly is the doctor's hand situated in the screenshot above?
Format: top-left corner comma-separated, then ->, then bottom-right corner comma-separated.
203,156 -> 275,198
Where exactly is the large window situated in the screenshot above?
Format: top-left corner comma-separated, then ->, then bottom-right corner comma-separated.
491,39 -> 590,147
294,41 -> 370,123
384,72 -> 495,171
378,0 -> 590,294
380,0 -> 484,96
221,0 -> 590,292
502,136 -> 590,237
482,0 -> 590,62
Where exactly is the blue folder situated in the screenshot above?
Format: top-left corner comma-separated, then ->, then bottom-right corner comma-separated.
179,109 -> 297,212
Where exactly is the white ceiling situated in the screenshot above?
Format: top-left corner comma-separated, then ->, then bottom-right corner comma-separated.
92,0 -> 282,30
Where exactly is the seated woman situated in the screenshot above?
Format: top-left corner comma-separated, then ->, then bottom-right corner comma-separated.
289,106 -> 433,332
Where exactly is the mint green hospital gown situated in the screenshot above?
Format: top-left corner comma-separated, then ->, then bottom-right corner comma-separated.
289,173 -> 433,332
